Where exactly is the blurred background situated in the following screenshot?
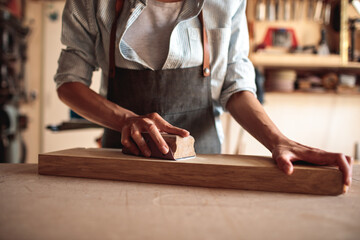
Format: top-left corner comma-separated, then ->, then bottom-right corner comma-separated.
1,0 -> 360,163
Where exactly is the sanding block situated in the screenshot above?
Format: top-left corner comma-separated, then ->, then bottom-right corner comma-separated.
122,133 -> 196,160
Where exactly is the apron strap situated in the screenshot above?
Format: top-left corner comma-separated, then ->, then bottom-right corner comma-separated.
109,0 -> 124,79
198,11 -> 210,77
109,0 -> 210,78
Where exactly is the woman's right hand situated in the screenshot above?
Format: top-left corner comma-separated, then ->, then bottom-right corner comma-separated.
121,112 -> 189,157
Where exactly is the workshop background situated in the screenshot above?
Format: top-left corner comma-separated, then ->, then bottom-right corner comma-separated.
1,0 -> 360,163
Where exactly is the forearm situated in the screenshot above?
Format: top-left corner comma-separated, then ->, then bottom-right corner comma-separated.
57,82 -> 137,132
226,91 -> 289,152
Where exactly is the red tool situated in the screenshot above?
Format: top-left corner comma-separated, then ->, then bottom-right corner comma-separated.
256,27 -> 299,51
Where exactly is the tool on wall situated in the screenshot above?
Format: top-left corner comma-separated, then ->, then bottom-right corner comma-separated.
284,0 -> 291,20
349,18 -> 360,61
291,0 -> 296,20
318,27 -> 330,55
275,0 -> 280,20
314,0 -> 324,21
256,27 -> 299,52
296,0 -> 305,20
348,0 -> 360,62
351,0 -> 360,14
323,0 -> 332,25
307,0 -> 315,20
256,0 -> 266,20
267,0 -> 276,21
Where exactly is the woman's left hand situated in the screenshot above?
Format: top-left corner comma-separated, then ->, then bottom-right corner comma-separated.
226,91 -> 353,189
272,140 -> 353,187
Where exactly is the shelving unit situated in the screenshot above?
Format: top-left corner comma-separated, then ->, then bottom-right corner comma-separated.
251,53 -> 339,67
250,53 -> 360,71
247,0 -> 360,72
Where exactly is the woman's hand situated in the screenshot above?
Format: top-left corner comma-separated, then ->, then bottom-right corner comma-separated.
226,91 -> 353,189
272,140 -> 353,187
121,112 -> 189,157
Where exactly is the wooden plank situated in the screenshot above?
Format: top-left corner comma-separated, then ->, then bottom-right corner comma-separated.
38,148 -> 344,195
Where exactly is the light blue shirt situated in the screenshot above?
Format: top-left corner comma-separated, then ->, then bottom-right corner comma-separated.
55,0 -> 256,142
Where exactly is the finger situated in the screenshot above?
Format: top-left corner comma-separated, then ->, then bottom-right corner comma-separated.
295,149 -> 351,186
275,153 -> 294,175
131,126 -> 151,157
337,155 -> 351,186
146,112 -> 189,137
346,155 -> 354,166
145,123 -> 169,155
156,118 -> 189,137
295,149 -> 352,186
344,155 -> 353,186
327,153 -> 351,186
121,126 -> 139,156
147,113 -> 190,137
341,154 -> 354,186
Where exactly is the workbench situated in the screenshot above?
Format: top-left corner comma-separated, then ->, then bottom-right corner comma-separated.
1,163 -> 359,240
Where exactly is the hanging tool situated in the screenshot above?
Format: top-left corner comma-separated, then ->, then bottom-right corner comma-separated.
291,0 -> 296,20
318,27 -> 330,55
307,0 -> 314,20
323,0 -> 331,25
284,0 -> 291,20
297,0 -> 304,20
349,18 -> 360,61
275,0 -> 280,20
352,0 -> 360,14
267,0 -> 276,21
314,0 -> 323,22
260,27 -> 299,49
256,0 -> 266,20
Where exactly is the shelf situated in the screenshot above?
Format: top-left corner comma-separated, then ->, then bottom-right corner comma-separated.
265,90 -> 360,96
250,53 -> 360,71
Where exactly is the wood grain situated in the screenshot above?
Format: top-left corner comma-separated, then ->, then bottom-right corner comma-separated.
38,148 -> 344,195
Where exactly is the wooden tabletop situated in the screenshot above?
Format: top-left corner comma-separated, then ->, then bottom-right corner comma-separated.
1,164 -> 359,240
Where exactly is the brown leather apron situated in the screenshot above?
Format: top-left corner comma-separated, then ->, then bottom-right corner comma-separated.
102,0 -> 221,154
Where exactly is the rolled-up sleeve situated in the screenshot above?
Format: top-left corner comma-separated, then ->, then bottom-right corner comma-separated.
54,0 -> 98,89
219,0 -> 256,110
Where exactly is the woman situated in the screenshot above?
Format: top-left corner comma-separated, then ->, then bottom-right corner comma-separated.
55,0 -> 352,188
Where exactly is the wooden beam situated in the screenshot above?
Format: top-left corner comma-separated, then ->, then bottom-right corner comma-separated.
38,148 -> 344,195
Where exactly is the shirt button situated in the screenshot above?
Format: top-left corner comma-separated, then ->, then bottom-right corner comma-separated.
204,68 -> 210,75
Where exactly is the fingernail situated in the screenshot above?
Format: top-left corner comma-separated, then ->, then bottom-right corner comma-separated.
162,146 -> 169,154
284,165 -> 292,175
182,130 -> 189,136
343,185 -> 349,194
